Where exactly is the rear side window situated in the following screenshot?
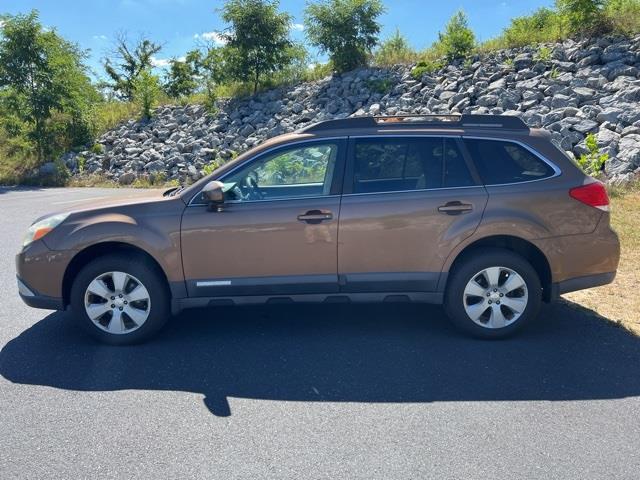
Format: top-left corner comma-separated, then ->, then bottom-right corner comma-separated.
352,137 -> 475,194
464,139 -> 555,185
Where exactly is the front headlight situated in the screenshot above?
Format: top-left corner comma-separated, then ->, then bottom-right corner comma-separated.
22,213 -> 69,248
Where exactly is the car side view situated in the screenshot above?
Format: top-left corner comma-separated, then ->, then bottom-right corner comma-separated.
16,115 -> 620,344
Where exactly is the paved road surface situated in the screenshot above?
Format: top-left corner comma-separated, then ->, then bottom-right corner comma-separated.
1,187 -> 640,479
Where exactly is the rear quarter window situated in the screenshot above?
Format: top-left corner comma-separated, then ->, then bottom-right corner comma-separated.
464,139 -> 556,185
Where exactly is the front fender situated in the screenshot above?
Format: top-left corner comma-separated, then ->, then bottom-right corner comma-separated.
43,199 -> 185,285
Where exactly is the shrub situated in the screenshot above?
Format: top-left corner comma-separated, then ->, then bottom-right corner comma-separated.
605,0 -> 640,34
578,133 -> 608,176
133,69 -> 162,120
305,0 -> 384,73
221,0 -> 298,93
366,78 -> 393,94
437,10 -> 476,61
411,59 -> 444,79
373,29 -> 417,66
202,160 -> 222,176
556,0 -> 608,35
91,143 -> 104,154
535,46 -> 553,62
164,58 -> 198,99
492,8 -> 564,48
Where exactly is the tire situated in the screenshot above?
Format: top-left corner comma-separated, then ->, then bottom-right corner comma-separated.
70,254 -> 170,345
444,248 -> 542,339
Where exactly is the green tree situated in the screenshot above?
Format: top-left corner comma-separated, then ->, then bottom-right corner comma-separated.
133,69 -> 161,119
374,28 -> 416,66
220,0 -> 297,93
305,0 -> 384,73
437,10 -> 476,61
0,10 -> 97,162
556,0 -> 606,33
163,58 -> 198,98
103,35 -> 162,100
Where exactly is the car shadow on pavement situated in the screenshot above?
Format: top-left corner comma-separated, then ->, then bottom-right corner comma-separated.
2,300 -> 640,417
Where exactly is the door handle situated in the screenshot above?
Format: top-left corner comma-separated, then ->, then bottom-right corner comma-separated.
297,210 -> 333,224
438,201 -> 473,215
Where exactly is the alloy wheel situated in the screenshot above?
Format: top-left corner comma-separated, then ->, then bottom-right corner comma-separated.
84,271 -> 151,334
462,266 -> 528,329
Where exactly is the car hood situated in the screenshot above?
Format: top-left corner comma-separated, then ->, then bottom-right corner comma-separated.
32,188 -> 179,223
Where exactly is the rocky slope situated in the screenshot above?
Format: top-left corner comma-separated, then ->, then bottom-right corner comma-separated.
63,34 -> 640,185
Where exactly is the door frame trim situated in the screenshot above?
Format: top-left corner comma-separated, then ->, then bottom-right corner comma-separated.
188,137 -> 348,207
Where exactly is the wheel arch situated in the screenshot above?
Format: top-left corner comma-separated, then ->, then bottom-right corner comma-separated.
444,235 -> 553,302
62,242 -> 171,308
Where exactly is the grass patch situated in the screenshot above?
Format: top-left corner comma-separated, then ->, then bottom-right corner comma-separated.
564,185 -> 640,335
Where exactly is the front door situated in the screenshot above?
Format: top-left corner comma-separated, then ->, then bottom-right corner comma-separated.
338,136 -> 488,293
181,139 -> 346,297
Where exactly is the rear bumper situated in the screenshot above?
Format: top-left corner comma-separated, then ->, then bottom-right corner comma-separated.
17,276 -> 64,310
551,271 -> 616,299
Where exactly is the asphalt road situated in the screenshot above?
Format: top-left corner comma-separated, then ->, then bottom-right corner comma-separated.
1,186 -> 640,479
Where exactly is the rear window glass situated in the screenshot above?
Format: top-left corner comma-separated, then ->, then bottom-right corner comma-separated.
352,137 -> 475,194
464,139 -> 555,185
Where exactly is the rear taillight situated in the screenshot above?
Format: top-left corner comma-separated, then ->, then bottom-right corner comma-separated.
569,182 -> 610,211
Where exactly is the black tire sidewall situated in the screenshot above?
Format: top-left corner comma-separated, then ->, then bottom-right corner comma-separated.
445,248 -> 542,339
70,255 -> 170,345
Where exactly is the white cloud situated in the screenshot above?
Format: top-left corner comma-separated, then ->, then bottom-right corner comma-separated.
291,23 -> 304,32
92,34 -> 108,41
194,31 -> 227,46
150,56 -> 171,68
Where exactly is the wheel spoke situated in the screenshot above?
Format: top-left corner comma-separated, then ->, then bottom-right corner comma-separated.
489,305 -> 507,328
108,310 -> 124,333
85,303 -> 111,320
127,284 -> 149,303
501,296 -> 527,313
111,272 -> 128,293
484,267 -> 501,287
466,301 -> 489,321
502,273 -> 525,294
87,279 -> 111,300
124,305 -> 148,325
464,280 -> 486,298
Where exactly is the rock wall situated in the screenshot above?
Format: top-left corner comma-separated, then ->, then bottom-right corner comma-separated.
65,34 -> 640,185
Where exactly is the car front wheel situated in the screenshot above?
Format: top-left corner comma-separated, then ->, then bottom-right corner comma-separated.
444,248 -> 542,339
70,254 -> 170,345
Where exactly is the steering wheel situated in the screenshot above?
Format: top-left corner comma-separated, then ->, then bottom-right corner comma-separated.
240,173 -> 264,200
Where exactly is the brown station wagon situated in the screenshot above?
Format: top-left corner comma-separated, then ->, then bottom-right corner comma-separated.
16,115 -> 620,344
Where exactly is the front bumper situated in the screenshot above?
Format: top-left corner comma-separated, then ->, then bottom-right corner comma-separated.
17,276 -> 64,310
16,240 -> 73,310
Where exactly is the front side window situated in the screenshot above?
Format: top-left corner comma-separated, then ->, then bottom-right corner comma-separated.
222,142 -> 339,202
464,139 -> 556,185
352,137 -> 475,194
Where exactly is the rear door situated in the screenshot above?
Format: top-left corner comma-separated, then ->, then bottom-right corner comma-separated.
337,135 -> 488,293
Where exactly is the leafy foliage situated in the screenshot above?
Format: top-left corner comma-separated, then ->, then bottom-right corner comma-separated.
103,35 -> 161,100
578,133 -> 609,176
163,58 -> 198,98
0,10 -> 98,164
221,0 -> 297,93
373,29 -> 417,66
604,0 -> 640,34
305,0 -> 384,73
556,0 -> 607,34
437,10 -> 476,61
132,69 -> 162,119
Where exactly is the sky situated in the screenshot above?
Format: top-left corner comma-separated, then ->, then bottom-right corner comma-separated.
2,0 -> 555,79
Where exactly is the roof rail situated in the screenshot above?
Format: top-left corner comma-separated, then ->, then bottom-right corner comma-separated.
299,114 -> 529,133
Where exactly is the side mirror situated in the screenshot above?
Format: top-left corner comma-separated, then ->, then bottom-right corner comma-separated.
202,180 -> 225,212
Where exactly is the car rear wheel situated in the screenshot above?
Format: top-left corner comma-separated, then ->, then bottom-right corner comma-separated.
70,254 -> 170,345
444,248 -> 542,339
